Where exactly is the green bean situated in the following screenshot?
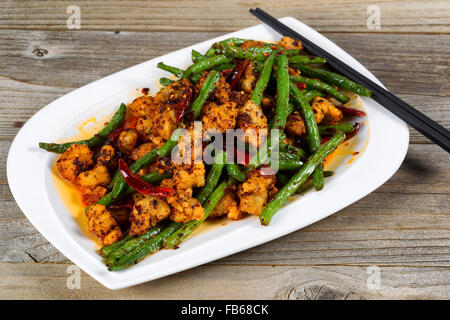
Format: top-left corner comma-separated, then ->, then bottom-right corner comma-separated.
159,77 -> 174,87
39,103 -> 126,153
271,54 -> 290,130
296,65 -> 372,96
303,90 -> 324,102
104,221 -> 170,267
290,75 -> 349,103
109,128 -> 181,198
163,178 -> 235,249
289,55 -> 326,65
157,62 -> 184,78
217,38 -> 249,46
99,235 -> 133,258
319,123 -> 356,135
192,49 -> 207,63
278,150 -> 302,162
214,62 -> 235,71
196,151 -> 226,204
96,171 -> 171,208
290,81 -> 324,191
205,48 -> 216,57
190,70 -> 220,119
279,143 -> 307,159
259,131 -> 345,226
251,53 -> 276,106
108,221 -> 181,271
226,162 -> 246,182
277,159 -> 304,171
184,55 -> 232,79
221,44 -> 274,61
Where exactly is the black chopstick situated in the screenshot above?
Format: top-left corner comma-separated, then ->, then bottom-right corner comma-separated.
250,8 -> 450,153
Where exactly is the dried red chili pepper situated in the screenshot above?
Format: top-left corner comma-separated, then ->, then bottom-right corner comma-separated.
107,127 -> 124,145
235,148 -> 250,167
255,165 -> 275,176
295,83 -> 307,90
321,136 -> 331,144
227,59 -> 250,90
118,159 -> 174,197
339,106 -> 366,117
175,85 -> 194,122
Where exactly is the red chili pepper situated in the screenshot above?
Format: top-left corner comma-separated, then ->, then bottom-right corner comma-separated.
175,85 -> 194,122
220,68 -> 234,77
227,59 -> 250,90
295,83 -> 306,90
339,106 -> 366,117
235,148 -> 250,167
118,159 -> 174,197
321,136 -> 331,144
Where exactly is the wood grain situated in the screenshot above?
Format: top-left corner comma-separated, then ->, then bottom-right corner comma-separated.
1,263 -> 449,299
1,0 -> 449,299
0,0 -> 449,33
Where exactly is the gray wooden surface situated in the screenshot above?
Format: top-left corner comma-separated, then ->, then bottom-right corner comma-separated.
0,0 -> 449,299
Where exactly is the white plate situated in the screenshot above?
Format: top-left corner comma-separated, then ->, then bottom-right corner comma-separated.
7,17 -> 409,289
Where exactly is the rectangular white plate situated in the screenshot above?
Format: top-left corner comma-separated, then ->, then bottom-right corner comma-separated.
7,17 -> 409,289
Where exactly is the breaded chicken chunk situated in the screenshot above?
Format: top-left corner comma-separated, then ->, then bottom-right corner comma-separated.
56,144 -> 94,182
172,162 -> 205,190
209,190 -> 244,221
286,111 -> 306,136
240,61 -> 257,93
129,193 -> 171,235
76,164 -> 111,191
279,36 -> 303,50
81,185 -> 107,207
240,40 -> 266,49
117,129 -> 139,154
202,101 -> 239,134
311,96 -> 343,124
238,170 -> 277,216
86,204 -> 122,245
160,179 -> 205,224
237,100 -> 268,148
128,96 -> 156,118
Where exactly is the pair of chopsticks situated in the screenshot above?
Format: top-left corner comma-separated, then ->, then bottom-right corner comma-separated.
249,8 -> 450,153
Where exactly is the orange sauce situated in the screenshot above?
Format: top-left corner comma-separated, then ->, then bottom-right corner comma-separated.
51,114 -> 115,249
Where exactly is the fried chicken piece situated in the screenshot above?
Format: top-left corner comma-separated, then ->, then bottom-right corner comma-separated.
202,101 -> 239,134
311,96 -> 343,124
56,144 -> 94,182
237,99 -> 268,148
76,164 -> 111,191
197,75 -> 231,104
160,179 -> 204,224
128,96 -> 156,118
286,111 -> 307,136
238,171 -> 277,216
131,142 -> 157,161
240,61 -> 257,93
279,36 -> 303,50
117,129 -> 139,154
172,162 -> 205,190
81,185 -> 107,206
240,40 -> 266,49
86,204 -> 123,245
129,193 -> 171,236
209,190 -> 244,221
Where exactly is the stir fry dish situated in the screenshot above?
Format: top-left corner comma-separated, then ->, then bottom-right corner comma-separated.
39,36 -> 370,271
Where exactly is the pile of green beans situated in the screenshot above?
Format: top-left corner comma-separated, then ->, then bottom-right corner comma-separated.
44,37 -> 371,271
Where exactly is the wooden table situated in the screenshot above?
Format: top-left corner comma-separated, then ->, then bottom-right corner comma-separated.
1,0 -> 449,299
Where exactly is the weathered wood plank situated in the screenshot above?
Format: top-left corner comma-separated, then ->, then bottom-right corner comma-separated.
0,31 -> 448,143
0,0 -> 449,33
1,263 -> 449,299
1,142 -> 448,266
